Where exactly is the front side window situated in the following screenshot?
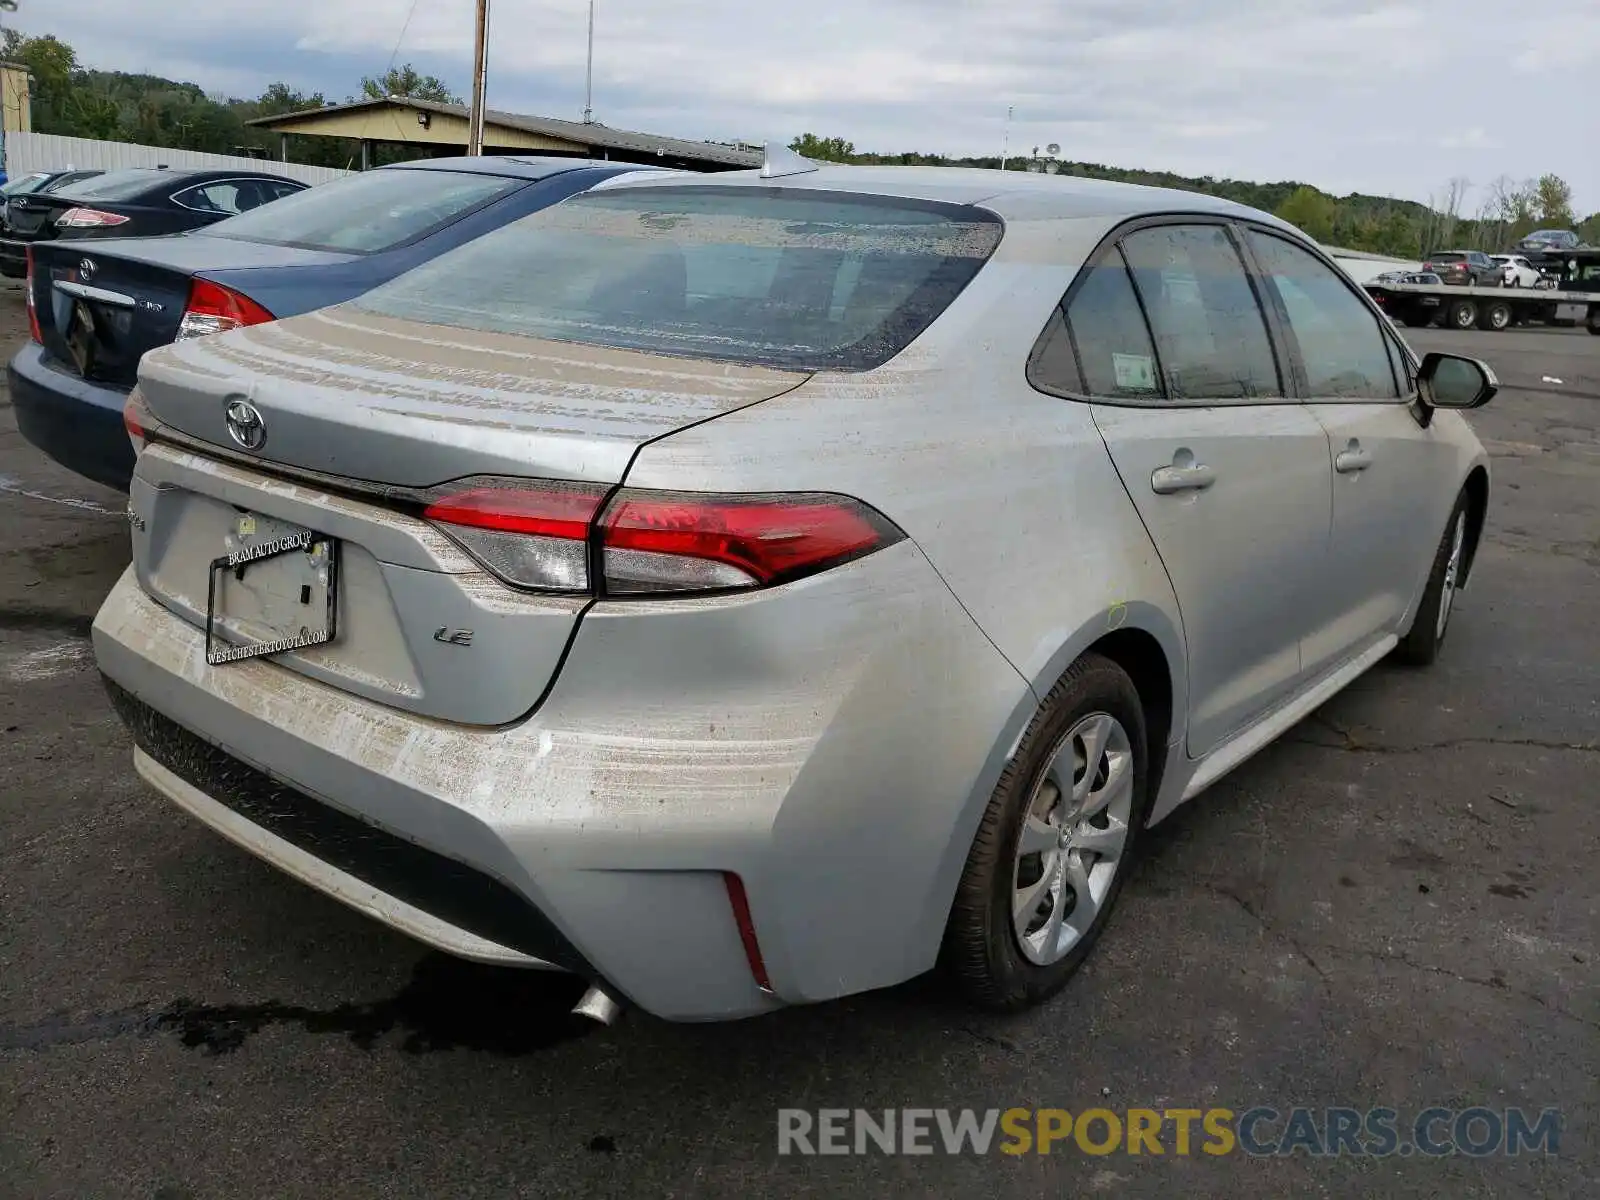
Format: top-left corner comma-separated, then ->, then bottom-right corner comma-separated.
1246,230 -> 1399,401
174,182 -> 248,215
356,187 -> 1004,371
1120,224 -> 1280,401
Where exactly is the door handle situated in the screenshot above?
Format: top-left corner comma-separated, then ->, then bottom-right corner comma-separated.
1335,447 -> 1372,474
1150,463 -> 1217,494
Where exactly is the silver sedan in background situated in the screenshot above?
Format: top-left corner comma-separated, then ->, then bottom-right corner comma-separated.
95,151 -> 1495,1021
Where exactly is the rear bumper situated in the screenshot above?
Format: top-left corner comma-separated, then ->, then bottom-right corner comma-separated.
8,342 -> 135,491
94,545 -> 1032,1021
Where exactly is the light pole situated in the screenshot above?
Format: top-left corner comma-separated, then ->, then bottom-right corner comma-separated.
468,0 -> 491,155
583,0 -> 595,124
999,105 -> 1013,171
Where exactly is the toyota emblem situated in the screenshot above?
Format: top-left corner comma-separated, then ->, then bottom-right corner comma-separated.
78,257 -> 95,281
224,399 -> 266,451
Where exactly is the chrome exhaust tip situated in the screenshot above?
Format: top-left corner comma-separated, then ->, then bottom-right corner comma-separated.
571,983 -> 624,1026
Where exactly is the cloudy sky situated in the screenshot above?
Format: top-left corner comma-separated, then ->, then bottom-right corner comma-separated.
14,0 -> 1600,212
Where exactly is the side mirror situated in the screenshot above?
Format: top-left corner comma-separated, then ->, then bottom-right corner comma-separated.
1417,352 -> 1497,413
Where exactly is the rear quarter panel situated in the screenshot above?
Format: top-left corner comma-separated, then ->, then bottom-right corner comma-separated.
620,214 -> 1191,988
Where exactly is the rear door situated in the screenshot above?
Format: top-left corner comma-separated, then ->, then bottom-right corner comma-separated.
1242,227 -> 1461,673
1076,221 -> 1334,756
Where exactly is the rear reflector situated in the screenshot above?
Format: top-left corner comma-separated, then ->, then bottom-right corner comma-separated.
176,278 -> 276,341
55,206 -> 130,228
421,480 -> 903,596
723,873 -> 773,993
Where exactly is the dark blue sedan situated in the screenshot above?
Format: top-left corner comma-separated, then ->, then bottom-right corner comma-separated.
11,156 -> 658,491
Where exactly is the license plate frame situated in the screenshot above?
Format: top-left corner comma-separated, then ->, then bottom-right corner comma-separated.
205,523 -> 339,667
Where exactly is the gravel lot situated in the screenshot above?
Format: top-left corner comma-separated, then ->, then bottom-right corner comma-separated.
1,285 -> 1596,1199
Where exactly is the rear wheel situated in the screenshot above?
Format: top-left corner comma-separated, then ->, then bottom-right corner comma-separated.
1395,492 -> 1469,666
1478,300 -> 1513,331
1447,300 -> 1478,330
944,654 -> 1149,1012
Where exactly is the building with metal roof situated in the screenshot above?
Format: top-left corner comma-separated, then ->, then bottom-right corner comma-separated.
246,96 -> 761,172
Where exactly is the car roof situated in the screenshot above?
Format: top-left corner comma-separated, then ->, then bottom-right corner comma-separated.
596,162 -> 1291,226
380,155 -> 635,181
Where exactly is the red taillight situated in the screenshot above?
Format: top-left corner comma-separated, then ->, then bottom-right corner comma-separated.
24,247 -> 41,344
723,873 -> 773,993
123,390 -> 152,455
176,278 -> 275,341
421,480 -> 903,595
599,490 -> 899,594
55,206 -> 130,228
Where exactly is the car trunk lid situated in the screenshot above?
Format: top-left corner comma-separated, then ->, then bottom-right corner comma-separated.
130,308 -> 806,723
31,240 -> 198,387
4,192 -> 74,239
137,304 -> 808,486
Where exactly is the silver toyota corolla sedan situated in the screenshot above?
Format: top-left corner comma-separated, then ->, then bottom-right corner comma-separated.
95,148 -> 1495,1022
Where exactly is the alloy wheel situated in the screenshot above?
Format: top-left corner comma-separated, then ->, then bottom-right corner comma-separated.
1011,712 -> 1135,966
1436,512 -> 1466,640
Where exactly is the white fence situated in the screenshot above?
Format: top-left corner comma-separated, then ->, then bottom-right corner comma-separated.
4,132 -> 349,186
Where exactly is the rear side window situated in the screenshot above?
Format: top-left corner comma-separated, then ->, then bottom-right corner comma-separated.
207,169 -> 518,254
355,187 -> 1004,371
1245,231 -> 1399,400
1052,248 -> 1161,400
1120,224 -> 1280,400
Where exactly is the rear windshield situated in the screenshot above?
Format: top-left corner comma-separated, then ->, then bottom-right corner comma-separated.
53,169 -> 178,202
1427,252 -> 1465,262
355,186 -> 1004,370
2,172 -> 53,196
204,168 -> 522,254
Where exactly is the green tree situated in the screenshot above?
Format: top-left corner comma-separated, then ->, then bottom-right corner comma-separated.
1533,173 -> 1575,227
788,133 -> 856,163
255,82 -> 327,117
1274,185 -> 1338,242
359,64 -> 461,105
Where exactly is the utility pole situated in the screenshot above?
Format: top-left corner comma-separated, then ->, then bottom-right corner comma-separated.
999,105 -> 1013,172
583,0 -> 595,124
468,0 -> 490,155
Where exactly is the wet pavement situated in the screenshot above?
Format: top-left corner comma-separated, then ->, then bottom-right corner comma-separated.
1,288 -> 1596,1199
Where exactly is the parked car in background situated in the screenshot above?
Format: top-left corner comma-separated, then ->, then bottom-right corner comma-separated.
11,157 -> 660,491
2,169 -> 105,246
0,167 -> 306,278
1490,254 -> 1543,287
1419,250 -> 1501,287
2,168 -> 104,198
96,160 -> 1496,1022
1517,229 -> 1582,252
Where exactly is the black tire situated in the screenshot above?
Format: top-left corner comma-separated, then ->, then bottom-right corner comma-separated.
943,653 -> 1150,1012
1477,300 -> 1512,331
1395,492 -> 1470,667
1447,300 -> 1478,330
